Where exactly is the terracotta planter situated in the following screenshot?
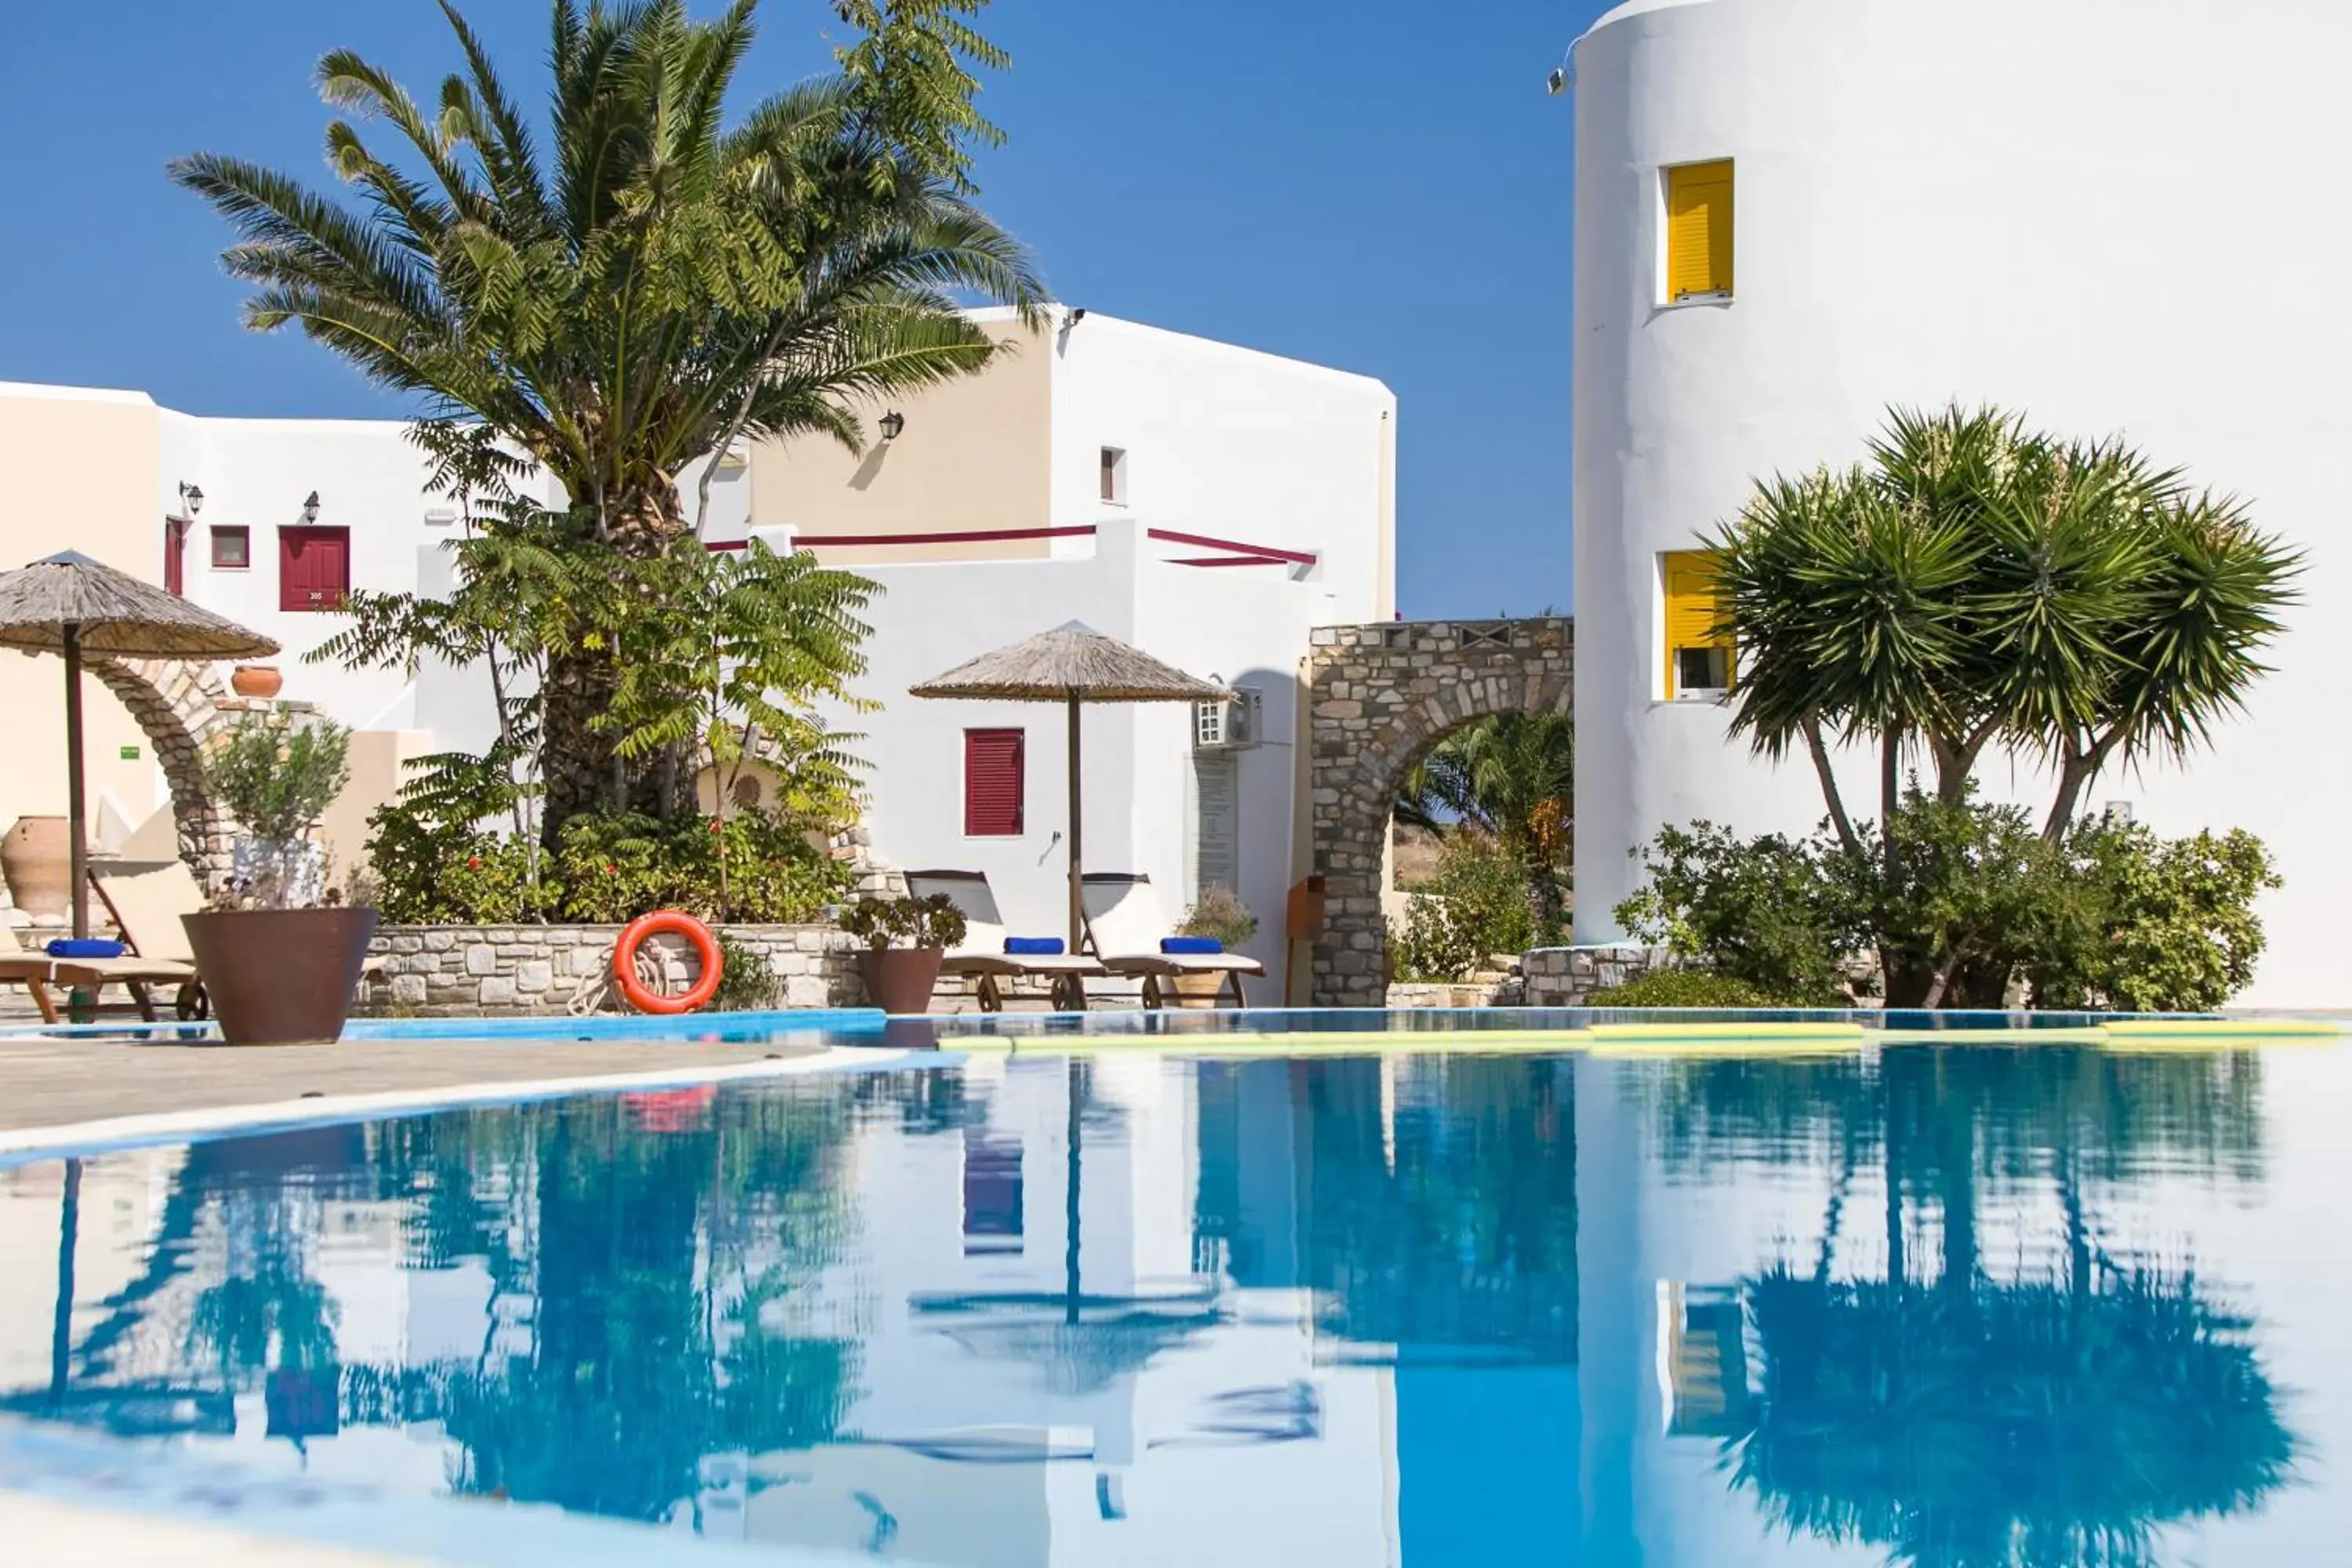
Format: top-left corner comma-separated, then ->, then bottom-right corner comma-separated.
230,664 -> 285,699
858,946 -> 946,1015
1171,971 -> 1232,1009
181,906 -> 379,1046
2,815 -> 72,920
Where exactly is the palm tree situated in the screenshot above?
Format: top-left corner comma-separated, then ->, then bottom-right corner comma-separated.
1397,712 -> 1574,936
1710,405 -> 2299,858
172,0 -> 1046,837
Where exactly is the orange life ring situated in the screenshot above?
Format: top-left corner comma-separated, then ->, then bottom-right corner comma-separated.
613,910 -> 724,1015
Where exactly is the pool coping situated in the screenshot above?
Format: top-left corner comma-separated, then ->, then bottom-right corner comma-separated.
0,1044 -> 946,1164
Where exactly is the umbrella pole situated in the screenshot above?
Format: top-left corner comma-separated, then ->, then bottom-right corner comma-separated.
63,624 -> 89,940
1067,693 -> 1083,953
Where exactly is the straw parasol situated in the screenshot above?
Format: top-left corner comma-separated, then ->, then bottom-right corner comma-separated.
0,550 -> 278,937
909,622 -> 1227,949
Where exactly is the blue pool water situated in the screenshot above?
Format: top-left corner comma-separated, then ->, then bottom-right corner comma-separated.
0,1039 -> 2343,1566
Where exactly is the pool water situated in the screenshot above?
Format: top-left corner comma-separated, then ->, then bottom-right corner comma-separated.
0,1040 -> 2343,1566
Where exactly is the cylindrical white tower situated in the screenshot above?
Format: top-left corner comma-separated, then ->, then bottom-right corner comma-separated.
1570,0 -> 2352,1005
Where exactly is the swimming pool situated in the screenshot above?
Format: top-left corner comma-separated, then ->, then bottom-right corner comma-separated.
0,1033 -> 2344,1566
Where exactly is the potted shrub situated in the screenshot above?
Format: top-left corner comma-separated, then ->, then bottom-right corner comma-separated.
840,893 -> 967,1015
1173,886 -> 1257,1008
183,712 -> 377,1046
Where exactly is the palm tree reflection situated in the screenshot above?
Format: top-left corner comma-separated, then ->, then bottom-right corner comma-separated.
1652,1046 -> 2296,1568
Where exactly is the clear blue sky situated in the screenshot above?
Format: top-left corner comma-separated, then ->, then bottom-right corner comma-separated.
0,0 -> 1606,617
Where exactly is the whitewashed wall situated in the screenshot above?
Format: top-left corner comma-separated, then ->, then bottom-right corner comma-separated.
1570,0 -> 2352,1005
1051,310 -> 1396,619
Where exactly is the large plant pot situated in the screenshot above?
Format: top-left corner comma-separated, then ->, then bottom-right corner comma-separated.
182,907 -> 379,1047
858,946 -> 946,1015
1171,971 -> 1231,1009
2,815 -> 71,920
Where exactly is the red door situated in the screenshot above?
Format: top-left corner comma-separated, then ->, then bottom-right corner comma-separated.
279,526 -> 350,612
163,517 -> 189,597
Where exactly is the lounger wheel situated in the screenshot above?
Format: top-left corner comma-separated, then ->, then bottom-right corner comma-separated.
1051,973 -> 1088,1013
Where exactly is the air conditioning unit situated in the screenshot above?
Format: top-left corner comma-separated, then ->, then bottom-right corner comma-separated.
1194,687 -> 1261,750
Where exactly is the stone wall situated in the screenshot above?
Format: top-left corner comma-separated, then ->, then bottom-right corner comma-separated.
1519,945 -> 1682,1007
358,923 -> 864,1017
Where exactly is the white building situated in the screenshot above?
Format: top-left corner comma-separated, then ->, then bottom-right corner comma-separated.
1567,0 -> 2352,1007
2,308 -> 1394,1000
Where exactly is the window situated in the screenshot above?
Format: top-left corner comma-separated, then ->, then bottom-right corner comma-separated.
1662,550 -> 1733,699
278,525 -> 351,612
209,525 -> 251,569
964,728 -> 1025,836
1664,159 -> 1733,302
1100,446 -> 1128,505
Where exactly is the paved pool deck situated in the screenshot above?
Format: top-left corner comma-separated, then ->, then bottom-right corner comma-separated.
0,1030 -> 829,1138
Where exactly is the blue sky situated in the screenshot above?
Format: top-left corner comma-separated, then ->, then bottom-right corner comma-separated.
0,0 -> 1605,616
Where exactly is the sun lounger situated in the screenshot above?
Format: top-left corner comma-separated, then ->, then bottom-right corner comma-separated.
1080,873 -> 1263,1011
0,858 -> 205,1024
906,870 -> 1106,1013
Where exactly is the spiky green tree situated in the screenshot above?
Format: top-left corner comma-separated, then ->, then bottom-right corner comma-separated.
1710,406 -> 2300,862
173,0 -> 1045,840
1398,712 -> 1575,937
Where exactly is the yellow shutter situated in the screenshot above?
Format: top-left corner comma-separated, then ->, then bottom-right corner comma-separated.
1662,549 -> 1733,699
1664,160 -> 1734,300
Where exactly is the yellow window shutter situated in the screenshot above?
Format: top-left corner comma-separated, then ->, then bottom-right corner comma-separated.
1664,161 -> 1734,300
1661,550 -> 1733,699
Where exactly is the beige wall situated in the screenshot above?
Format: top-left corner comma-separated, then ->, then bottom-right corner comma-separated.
0,390 -> 168,863
747,323 -> 1052,560
318,727 -> 434,892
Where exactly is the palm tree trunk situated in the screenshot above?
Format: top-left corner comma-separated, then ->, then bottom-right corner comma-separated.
1805,720 -> 1862,858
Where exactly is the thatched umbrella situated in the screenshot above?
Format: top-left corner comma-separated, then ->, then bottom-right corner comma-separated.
909,621 -> 1226,948
0,550 -> 278,936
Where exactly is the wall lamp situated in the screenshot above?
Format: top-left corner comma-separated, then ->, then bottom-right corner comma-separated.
301,490 -> 321,523
878,410 -> 906,443
177,481 -> 205,516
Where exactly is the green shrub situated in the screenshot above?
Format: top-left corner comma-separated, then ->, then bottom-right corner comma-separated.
1617,791 -> 2278,1012
1615,820 -> 1860,1004
205,711 -> 352,909
365,804 -> 851,927
710,931 -> 782,1011
2025,823 -> 2279,1013
1586,970 -> 1809,1009
1390,831 -> 1537,982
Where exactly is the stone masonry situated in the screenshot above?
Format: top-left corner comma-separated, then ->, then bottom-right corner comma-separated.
1306,617 -> 1573,1007
1519,945 -> 1681,1007
356,923 -> 863,1017
84,656 -> 248,895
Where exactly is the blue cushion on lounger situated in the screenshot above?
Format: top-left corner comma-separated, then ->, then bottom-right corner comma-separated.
1004,936 -> 1066,956
1160,935 -> 1223,955
46,938 -> 127,959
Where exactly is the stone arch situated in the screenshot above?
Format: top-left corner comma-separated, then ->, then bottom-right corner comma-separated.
1305,618 -> 1573,1007
85,656 -> 244,895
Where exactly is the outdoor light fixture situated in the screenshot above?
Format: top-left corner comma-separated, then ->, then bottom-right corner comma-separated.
302,490 -> 321,522
178,482 -> 204,515
879,410 -> 906,442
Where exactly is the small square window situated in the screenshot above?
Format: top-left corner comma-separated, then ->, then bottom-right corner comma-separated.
1100,446 -> 1128,506
1675,644 -> 1732,695
210,526 -> 250,569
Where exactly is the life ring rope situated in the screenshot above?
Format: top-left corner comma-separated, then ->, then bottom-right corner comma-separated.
613,910 -> 724,1015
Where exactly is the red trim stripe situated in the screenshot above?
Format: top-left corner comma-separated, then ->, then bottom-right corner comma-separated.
1169,555 -> 1291,568
795,525 -> 1098,548
1145,528 -> 1318,566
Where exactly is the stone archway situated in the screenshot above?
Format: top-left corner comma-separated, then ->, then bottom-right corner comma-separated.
84,656 -> 241,895
1305,617 -> 1573,1007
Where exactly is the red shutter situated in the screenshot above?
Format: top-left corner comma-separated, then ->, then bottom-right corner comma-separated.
163,517 -> 187,597
964,728 -> 1025,837
280,527 -> 350,612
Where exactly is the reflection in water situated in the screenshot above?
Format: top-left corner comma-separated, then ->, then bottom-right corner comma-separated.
0,1044 -> 2323,1566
